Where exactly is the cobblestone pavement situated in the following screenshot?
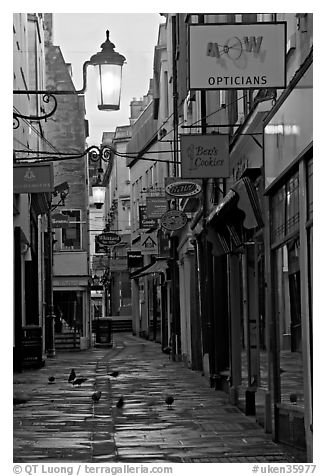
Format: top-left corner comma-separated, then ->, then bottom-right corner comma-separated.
13,333 -> 304,463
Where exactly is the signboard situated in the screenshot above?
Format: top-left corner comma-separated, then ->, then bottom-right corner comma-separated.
51,213 -> 69,228
139,205 -> 158,229
188,22 -> 286,90
96,232 -> 121,246
264,62 -> 312,189
14,163 -> 54,194
180,134 -> 229,178
127,251 -> 144,269
161,210 -> 188,231
140,232 -> 158,255
146,196 -> 168,219
165,177 -> 202,198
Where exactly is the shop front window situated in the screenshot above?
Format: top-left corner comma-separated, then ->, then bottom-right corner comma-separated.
271,170 -> 304,407
273,240 -> 304,407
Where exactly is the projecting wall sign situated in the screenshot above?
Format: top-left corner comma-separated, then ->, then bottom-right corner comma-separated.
164,177 -> 202,198
188,22 -> 286,90
180,134 -> 229,179
161,210 -> 188,231
96,232 -> 121,246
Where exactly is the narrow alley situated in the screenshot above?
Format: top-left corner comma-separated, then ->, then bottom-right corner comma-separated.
13,334 -> 303,463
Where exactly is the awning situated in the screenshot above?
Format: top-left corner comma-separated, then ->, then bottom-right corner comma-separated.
130,259 -> 168,279
207,177 -> 263,230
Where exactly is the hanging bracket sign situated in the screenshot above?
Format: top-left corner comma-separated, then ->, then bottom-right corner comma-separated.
161,210 -> 188,231
188,22 -> 286,90
165,177 -> 202,198
180,134 -> 229,178
96,232 -> 121,246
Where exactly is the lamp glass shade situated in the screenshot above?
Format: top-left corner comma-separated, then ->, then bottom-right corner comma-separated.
92,184 -> 106,208
95,63 -> 122,111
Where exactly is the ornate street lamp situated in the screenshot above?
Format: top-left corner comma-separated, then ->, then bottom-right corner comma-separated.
13,30 -> 125,126
89,30 -> 126,111
92,177 -> 106,209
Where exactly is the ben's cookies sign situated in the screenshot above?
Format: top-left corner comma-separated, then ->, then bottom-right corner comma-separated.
180,134 -> 229,179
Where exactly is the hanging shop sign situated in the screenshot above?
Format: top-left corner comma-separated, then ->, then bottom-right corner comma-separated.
164,177 -> 202,198
161,210 -> 188,231
14,163 -> 54,194
139,205 -> 158,229
127,251 -> 144,269
146,196 -> 168,219
188,22 -> 286,90
180,134 -> 229,178
140,232 -> 158,255
51,213 -> 70,228
96,232 -> 121,246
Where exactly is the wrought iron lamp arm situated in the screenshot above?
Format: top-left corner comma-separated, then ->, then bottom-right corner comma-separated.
14,144 -> 115,165
13,61 -> 91,96
13,61 -> 91,127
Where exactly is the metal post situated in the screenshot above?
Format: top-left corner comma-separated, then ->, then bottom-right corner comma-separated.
45,209 -> 56,358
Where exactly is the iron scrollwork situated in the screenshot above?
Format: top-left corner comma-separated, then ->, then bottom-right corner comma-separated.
13,93 -> 58,129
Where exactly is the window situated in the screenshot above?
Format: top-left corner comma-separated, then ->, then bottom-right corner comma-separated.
54,210 -> 82,251
271,171 -> 299,244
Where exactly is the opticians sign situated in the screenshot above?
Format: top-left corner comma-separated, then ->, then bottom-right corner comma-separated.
188,22 -> 286,90
180,134 -> 229,179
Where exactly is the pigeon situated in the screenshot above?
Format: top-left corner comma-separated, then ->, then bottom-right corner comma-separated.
72,377 -> 88,386
92,391 -> 102,402
116,396 -> 124,408
68,369 -> 76,383
109,371 -> 119,378
162,346 -> 171,355
165,395 -> 174,407
48,376 -> 55,384
290,393 -> 297,404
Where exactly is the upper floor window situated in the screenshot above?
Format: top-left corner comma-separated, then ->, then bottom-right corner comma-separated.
53,210 -> 82,251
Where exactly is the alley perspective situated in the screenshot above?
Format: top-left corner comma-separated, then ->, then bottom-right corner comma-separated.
13,12 -> 313,464
13,334 -> 304,463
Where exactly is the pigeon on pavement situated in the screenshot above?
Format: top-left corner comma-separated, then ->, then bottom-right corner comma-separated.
68,369 -> 76,383
48,376 -> 55,384
109,371 -> 119,378
290,393 -> 297,404
116,396 -> 124,408
72,377 -> 88,386
92,391 -> 102,402
165,395 -> 174,407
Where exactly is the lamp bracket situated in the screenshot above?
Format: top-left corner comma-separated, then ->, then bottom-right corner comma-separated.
13,145 -> 115,165
13,93 -> 58,129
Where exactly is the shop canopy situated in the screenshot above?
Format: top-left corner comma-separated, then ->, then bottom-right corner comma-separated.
130,258 -> 168,279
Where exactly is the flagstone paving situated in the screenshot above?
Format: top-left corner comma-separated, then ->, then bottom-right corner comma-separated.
13,333 -> 305,463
